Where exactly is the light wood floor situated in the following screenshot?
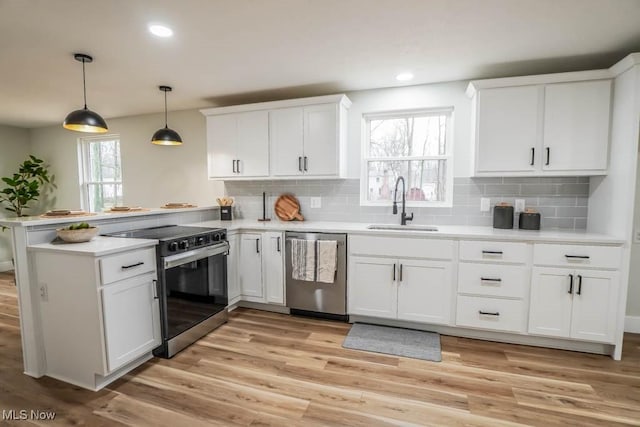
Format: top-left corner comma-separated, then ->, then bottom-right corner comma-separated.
1,270 -> 639,426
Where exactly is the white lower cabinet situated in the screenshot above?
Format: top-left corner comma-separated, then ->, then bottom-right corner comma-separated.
31,244 -> 160,390
236,231 -> 285,305
227,233 -> 241,304
239,233 -> 264,300
348,247 -> 453,326
263,231 -> 285,304
528,267 -> 618,343
101,272 -> 161,372
349,256 -> 397,319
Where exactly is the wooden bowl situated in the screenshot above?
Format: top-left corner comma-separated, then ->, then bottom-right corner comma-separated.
56,227 -> 98,243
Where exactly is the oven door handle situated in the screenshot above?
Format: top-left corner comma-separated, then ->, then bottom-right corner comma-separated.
163,242 -> 229,269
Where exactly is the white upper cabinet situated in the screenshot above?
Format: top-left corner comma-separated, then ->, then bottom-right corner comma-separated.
202,94 -> 350,180
270,107 -> 304,176
206,111 -> 269,179
468,71 -> 612,177
542,80 -> 611,172
475,86 -> 541,174
270,103 -> 341,177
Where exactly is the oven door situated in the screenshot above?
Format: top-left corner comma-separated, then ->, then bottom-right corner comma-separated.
159,243 -> 229,342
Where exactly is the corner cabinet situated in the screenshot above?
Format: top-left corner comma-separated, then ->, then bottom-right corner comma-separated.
468,73 -> 611,176
205,111 -> 270,179
30,243 -> 160,390
201,94 -> 351,180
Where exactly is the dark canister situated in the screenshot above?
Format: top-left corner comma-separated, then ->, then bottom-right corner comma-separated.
493,204 -> 514,229
220,206 -> 232,221
519,210 -> 541,230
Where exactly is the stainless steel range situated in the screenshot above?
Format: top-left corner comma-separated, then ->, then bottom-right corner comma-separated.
105,225 -> 229,357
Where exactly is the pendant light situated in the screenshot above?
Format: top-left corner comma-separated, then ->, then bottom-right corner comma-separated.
151,86 -> 182,146
63,53 -> 108,133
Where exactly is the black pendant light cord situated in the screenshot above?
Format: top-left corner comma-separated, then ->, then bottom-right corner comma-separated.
81,57 -> 88,109
164,89 -> 168,128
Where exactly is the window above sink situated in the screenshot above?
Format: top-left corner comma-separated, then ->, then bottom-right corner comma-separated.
360,107 -> 454,208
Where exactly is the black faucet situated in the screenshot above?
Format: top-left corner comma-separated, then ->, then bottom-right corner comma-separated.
393,176 -> 414,225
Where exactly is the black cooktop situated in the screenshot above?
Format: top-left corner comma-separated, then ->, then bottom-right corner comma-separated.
104,225 -> 223,241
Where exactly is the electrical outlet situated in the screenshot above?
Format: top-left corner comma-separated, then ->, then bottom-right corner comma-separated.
39,283 -> 48,302
480,197 -> 490,212
310,197 -> 322,209
515,199 -> 525,212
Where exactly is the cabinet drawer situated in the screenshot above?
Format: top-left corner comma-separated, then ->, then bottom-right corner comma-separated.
533,244 -> 621,269
100,248 -> 156,285
458,263 -> 528,298
349,235 -> 454,260
459,240 -> 528,264
456,295 -> 525,333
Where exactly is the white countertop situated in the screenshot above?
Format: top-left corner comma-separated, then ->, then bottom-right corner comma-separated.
28,236 -> 158,257
0,206 -> 218,228
187,219 -> 625,245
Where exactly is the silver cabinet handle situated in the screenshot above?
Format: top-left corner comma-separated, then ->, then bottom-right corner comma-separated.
399,263 -> 403,282
236,159 -> 241,174
152,279 -> 159,300
479,311 -> 500,316
232,160 -> 236,173
480,277 -> 502,282
392,264 -> 396,281
304,156 -> 308,171
298,156 -> 302,172
565,255 -> 590,259
256,238 -> 260,254
277,236 -> 281,252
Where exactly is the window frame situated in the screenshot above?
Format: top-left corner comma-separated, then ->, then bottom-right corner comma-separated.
360,107 -> 454,207
78,134 -> 123,212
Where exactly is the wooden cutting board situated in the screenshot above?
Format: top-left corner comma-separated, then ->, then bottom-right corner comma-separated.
274,194 -> 304,221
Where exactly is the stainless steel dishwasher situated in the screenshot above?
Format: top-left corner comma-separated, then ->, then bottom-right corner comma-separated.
285,231 -> 347,321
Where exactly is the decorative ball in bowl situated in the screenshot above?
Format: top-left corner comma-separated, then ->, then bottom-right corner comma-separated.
56,223 -> 98,243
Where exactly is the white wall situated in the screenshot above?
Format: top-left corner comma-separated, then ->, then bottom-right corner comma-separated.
0,124 -> 32,269
629,151 -> 640,317
345,81 -> 472,178
29,109 -> 224,210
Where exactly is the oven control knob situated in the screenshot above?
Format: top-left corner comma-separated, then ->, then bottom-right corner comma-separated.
178,240 -> 189,250
196,237 -> 204,246
168,242 -> 178,252
220,232 -> 227,241
212,233 -> 220,242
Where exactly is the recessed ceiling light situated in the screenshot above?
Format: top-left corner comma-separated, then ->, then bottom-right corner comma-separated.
396,72 -> 414,82
149,24 -> 173,38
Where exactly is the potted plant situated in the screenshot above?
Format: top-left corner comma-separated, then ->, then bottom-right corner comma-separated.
0,155 -> 53,217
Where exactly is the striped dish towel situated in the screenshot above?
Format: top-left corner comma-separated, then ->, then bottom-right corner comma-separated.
291,238 -> 316,281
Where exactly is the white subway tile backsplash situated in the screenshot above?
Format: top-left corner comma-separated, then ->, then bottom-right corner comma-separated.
224,177 -> 589,230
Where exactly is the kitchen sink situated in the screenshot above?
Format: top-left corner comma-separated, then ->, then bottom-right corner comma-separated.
367,224 -> 439,232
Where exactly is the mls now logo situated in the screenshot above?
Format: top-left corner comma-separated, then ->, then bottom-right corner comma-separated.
2,409 -> 56,420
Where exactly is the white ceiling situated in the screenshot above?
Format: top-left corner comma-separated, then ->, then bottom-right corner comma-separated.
1,0 -> 639,129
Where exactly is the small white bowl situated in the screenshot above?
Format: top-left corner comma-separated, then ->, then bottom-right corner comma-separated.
56,227 -> 98,243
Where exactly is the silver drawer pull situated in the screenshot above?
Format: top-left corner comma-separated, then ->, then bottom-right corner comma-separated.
479,310 -> 500,316
565,255 -> 590,259
480,277 -> 502,282
121,261 -> 144,270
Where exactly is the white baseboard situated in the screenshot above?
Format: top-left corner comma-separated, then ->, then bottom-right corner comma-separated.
0,260 -> 13,272
625,316 -> 640,333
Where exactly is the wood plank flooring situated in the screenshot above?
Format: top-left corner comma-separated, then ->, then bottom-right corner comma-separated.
1,270 -> 639,426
